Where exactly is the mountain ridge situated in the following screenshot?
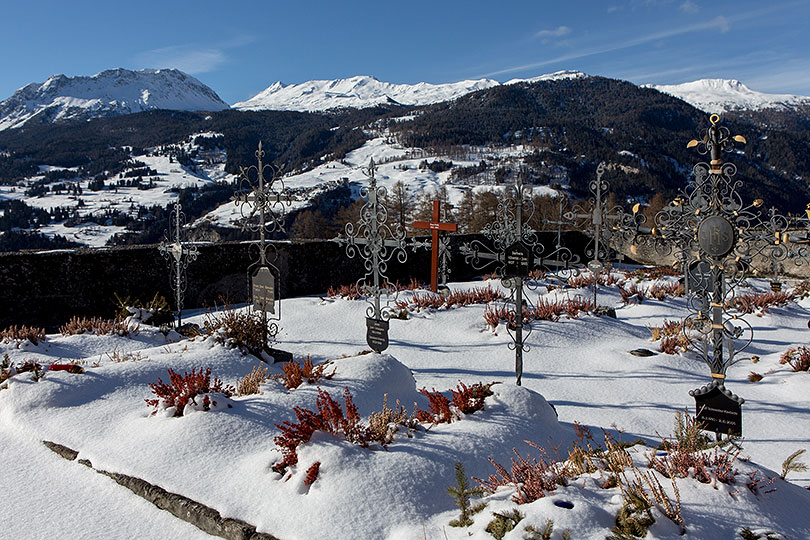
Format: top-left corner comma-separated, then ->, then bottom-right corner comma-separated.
0,68 -> 229,131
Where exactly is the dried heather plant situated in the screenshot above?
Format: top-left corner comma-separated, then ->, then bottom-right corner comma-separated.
237,364 -> 271,396
273,355 -> 336,390
203,307 -> 266,354
780,346 -> 810,372
367,394 -> 420,445
0,325 -> 46,346
60,316 -> 135,337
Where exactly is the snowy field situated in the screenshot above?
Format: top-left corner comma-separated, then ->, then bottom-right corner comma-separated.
1,271 -> 809,540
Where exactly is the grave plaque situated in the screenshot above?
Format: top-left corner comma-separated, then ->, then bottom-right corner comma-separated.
698,216 -> 735,258
366,317 -> 389,353
686,260 -> 713,293
252,266 -> 276,314
692,384 -> 742,437
504,242 -> 531,278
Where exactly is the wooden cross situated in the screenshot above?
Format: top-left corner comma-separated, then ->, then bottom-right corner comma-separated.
413,200 -> 457,292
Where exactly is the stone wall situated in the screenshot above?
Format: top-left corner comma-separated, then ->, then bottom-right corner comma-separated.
0,232 -> 591,331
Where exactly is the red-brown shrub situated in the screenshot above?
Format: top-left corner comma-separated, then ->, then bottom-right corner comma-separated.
484,297 -> 594,327
730,291 -> 794,314
451,381 -> 495,415
326,284 -> 361,299
274,355 -> 336,389
415,387 -> 453,424
474,441 -> 565,504
0,325 -> 46,346
304,461 -> 321,487
273,388 -> 368,472
145,368 -> 234,417
780,346 -> 810,372
398,285 -> 507,313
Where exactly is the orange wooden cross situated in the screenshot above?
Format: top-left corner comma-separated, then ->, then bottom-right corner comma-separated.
413,200 -> 457,292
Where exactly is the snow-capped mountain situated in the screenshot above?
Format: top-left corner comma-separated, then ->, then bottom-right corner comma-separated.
646,78 -> 810,113
0,68 -> 229,131
233,71 -> 592,113
232,75 -> 501,112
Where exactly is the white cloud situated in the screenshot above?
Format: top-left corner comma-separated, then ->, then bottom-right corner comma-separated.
535,26 -> 571,39
679,1 -> 699,13
134,46 -> 226,75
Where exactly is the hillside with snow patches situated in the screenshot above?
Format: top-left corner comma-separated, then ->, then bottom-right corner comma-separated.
0,68 -> 229,131
646,79 -> 810,114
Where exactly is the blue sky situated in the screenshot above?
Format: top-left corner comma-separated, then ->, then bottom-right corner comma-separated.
2,0 -> 809,105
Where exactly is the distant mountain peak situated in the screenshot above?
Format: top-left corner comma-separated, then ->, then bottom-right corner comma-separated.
0,68 -> 229,131
232,71 -> 595,113
233,75 -> 503,112
645,78 -> 810,113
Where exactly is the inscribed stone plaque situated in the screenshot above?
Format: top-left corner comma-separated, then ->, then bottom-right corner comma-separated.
252,266 -> 276,314
366,317 -> 389,353
504,242 -> 531,278
694,385 -> 742,437
698,216 -> 735,258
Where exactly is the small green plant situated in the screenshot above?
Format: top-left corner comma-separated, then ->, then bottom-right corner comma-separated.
780,449 -> 808,480
524,520 -> 572,540
738,527 -> 787,540
447,461 -> 486,527
115,292 -> 174,326
485,509 -> 523,539
607,488 -> 655,539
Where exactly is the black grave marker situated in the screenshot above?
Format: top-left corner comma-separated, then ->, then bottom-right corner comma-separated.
251,265 -> 277,314
504,242 -> 532,278
366,317 -> 389,353
691,382 -> 743,437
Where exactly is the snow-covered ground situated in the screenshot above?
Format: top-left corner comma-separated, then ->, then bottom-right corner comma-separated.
2,270 -> 809,539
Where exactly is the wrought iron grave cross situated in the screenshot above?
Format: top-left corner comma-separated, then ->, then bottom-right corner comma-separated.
460,173 -> 545,385
233,141 -> 291,360
341,159 -> 424,353
158,202 -> 198,326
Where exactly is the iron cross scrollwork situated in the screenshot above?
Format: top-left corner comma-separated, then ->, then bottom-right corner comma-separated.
564,163 -> 645,304
340,159 -> 426,352
234,141 -> 291,352
158,202 -> 198,326
460,172 -> 548,386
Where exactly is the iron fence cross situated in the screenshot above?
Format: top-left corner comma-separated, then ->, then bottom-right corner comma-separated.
413,200 -> 457,292
158,202 -> 198,326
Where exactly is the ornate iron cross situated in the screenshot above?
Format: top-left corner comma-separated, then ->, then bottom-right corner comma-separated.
233,141 -> 290,349
158,202 -> 198,327
413,200 -> 457,293
564,163 -> 645,304
460,173 -> 550,386
340,159 -> 425,352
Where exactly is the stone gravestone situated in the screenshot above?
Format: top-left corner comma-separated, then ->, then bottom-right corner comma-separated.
690,381 -> 743,437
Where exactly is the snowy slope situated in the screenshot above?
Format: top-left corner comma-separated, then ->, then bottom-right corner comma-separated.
1,272 -> 809,539
646,78 -> 810,113
0,68 -> 229,131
